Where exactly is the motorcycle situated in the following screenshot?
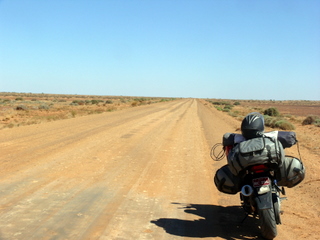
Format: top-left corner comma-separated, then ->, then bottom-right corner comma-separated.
212,138 -> 305,240
239,164 -> 285,239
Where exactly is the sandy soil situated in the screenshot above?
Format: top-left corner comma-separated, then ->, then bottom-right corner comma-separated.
0,99 -> 319,240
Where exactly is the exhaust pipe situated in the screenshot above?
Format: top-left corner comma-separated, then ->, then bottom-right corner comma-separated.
241,185 -> 253,197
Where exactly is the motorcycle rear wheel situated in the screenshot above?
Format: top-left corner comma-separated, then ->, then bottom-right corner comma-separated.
258,207 -> 277,240
273,194 -> 281,225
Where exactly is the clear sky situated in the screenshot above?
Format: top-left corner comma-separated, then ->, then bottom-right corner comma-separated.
1,0 -> 319,100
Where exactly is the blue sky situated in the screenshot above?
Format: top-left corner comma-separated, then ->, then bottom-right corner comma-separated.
1,1 -> 319,100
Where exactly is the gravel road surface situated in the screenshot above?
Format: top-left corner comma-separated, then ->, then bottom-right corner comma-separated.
0,99 -> 318,239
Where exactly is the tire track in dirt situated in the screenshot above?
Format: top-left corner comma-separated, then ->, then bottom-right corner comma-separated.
0,100 -> 188,178
0,99 -> 198,239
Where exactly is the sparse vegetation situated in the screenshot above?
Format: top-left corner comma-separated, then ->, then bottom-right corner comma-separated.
0,92 -> 177,129
204,98 -> 320,131
210,100 -> 234,112
264,116 -> 295,130
302,115 -> 320,127
39,104 -> 50,110
16,105 -> 28,111
264,107 -> 280,117
131,101 -> 138,107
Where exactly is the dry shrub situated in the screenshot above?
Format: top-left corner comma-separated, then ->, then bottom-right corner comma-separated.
265,116 -> 295,130
264,116 -> 277,127
264,107 -> 280,117
0,93 -> 176,129
16,105 -> 28,111
274,120 -> 295,130
302,115 -> 319,126
131,101 -> 138,107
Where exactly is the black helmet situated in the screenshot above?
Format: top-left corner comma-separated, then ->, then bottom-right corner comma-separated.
241,112 -> 264,139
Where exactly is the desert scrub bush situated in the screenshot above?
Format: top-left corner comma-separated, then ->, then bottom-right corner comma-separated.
39,104 -> 50,110
214,106 -> 223,111
221,105 -> 233,112
88,109 -> 104,115
233,101 -> 241,105
91,99 -> 103,105
71,100 -> 84,106
16,105 -> 28,111
274,120 -> 295,130
105,106 -> 116,112
253,107 -> 263,112
211,101 -> 221,105
302,115 -> 320,126
131,101 -> 139,107
71,100 -> 85,105
120,98 -> 127,103
264,116 -> 277,127
228,110 -> 240,118
211,101 -> 231,106
105,100 -> 113,104
264,107 -> 280,117
264,116 -> 295,130
224,104 -> 233,110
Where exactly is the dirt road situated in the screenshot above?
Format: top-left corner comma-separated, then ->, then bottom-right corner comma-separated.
0,99 -> 319,240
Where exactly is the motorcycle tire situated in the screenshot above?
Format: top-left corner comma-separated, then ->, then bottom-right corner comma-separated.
273,193 -> 281,225
258,207 -> 277,240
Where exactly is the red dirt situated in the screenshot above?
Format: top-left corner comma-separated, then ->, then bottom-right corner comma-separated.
0,99 -> 319,239
239,101 -> 320,117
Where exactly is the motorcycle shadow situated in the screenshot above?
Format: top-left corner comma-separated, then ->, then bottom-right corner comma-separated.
151,203 -> 265,239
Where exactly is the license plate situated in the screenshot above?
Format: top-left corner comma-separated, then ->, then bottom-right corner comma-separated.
253,177 -> 270,188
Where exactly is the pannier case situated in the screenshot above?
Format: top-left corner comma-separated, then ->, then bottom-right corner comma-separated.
214,165 -> 242,194
276,156 -> 305,188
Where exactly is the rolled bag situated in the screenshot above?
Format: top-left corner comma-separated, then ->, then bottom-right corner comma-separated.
222,131 -> 297,149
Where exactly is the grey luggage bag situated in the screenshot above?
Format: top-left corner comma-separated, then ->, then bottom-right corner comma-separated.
276,156 -> 305,188
227,137 -> 285,176
214,165 -> 242,194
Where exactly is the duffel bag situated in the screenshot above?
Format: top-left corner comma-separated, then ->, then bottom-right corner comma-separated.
214,165 -> 242,195
227,136 -> 284,175
222,131 -> 297,149
276,156 -> 305,188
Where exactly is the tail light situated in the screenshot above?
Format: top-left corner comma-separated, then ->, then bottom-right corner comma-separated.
225,145 -> 232,156
250,164 -> 268,173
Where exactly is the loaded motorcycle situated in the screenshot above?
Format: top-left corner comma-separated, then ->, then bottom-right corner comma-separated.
212,132 -> 305,240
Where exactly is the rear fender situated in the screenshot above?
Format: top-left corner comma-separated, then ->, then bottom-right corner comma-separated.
254,190 -> 273,210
